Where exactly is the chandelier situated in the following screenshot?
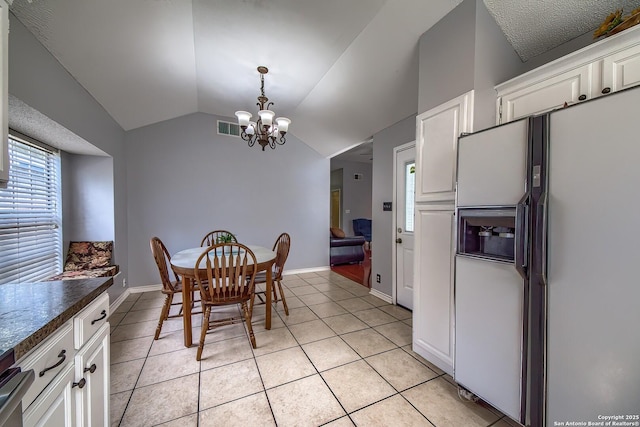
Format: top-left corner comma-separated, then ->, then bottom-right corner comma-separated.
235,66 -> 291,151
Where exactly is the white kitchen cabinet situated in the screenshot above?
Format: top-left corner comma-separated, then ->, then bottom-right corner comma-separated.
18,292 -> 110,427
497,64 -> 594,123
496,25 -> 640,125
415,91 -> 473,203
603,43 -> 640,93
23,363 -> 76,427
412,203 -> 456,375
19,322 -> 75,411
75,324 -> 110,427
0,0 -> 9,187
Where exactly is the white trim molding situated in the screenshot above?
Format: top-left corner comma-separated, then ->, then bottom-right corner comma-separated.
109,284 -> 162,314
369,288 -> 393,304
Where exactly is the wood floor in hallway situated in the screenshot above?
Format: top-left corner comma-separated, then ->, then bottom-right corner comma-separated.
330,250 -> 371,287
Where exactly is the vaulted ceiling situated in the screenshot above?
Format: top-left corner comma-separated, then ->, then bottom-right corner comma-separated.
9,0 -> 640,158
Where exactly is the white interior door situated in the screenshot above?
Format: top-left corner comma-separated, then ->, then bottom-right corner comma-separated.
395,144 -> 415,309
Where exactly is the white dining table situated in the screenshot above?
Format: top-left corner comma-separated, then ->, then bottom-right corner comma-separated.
170,245 -> 277,347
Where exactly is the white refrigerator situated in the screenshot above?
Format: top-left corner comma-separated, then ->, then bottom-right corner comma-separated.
455,86 -> 640,426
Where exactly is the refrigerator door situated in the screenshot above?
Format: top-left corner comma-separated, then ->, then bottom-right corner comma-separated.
455,256 -> 524,421
457,119 -> 528,207
545,87 -> 640,423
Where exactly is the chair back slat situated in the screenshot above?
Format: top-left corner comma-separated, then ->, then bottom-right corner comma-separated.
194,243 -> 257,304
150,237 -> 180,293
200,230 -> 238,247
272,233 -> 291,280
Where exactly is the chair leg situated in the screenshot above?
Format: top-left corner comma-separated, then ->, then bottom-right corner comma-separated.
197,306 -> 211,361
272,284 -> 278,303
276,280 -> 289,316
249,292 -> 256,318
242,301 -> 257,349
154,294 -> 173,340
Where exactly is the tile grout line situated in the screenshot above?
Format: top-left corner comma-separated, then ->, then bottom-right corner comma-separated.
111,294 -> 157,427
111,276 -> 420,426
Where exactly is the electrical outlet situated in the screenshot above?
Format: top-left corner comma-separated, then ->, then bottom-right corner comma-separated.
122,278 -> 127,288
376,274 -> 381,283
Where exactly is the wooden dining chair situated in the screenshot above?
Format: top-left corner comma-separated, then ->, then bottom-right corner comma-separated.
200,230 -> 238,247
150,236 -> 200,340
250,232 -> 290,316
193,242 -> 258,361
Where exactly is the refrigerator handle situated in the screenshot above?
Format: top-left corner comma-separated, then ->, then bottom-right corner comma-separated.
515,194 -> 529,280
536,191 -> 548,286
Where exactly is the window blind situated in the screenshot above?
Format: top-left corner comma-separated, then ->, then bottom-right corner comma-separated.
0,136 -> 62,284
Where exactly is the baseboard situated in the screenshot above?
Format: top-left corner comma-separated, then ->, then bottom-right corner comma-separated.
368,288 -> 393,304
412,341 -> 454,376
283,266 -> 330,276
129,284 -> 162,293
109,288 -> 130,314
109,284 -> 162,314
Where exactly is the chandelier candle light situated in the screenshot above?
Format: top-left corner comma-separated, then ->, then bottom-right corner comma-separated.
235,66 -> 291,151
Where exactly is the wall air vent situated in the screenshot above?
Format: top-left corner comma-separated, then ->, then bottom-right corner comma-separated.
217,120 -> 240,137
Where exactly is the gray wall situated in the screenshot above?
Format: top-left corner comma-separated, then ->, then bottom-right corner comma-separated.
330,159 -> 372,235
371,115 -> 416,296
124,112 -> 330,287
418,0 -> 524,128
62,153 -> 115,247
418,0 -> 476,115
472,0 -> 525,131
9,14 -> 128,301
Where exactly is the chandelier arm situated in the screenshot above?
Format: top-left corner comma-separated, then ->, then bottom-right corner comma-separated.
277,134 -> 287,145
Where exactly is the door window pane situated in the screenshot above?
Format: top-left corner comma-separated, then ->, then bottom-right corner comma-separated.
405,162 -> 415,232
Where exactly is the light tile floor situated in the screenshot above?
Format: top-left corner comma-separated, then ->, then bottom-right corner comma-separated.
109,271 -> 521,427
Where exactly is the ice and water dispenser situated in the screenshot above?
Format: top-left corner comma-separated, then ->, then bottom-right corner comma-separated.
457,208 -> 517,263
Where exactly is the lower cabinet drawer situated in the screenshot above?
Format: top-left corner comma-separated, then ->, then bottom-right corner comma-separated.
19,321 -> 74,410
22,362 -> 75,427
74,292 -> 110,350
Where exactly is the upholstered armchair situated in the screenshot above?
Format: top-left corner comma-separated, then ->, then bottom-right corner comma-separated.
352,218 -> 372,242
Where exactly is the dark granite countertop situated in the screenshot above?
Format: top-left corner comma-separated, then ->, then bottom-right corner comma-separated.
0,277 -> 113,361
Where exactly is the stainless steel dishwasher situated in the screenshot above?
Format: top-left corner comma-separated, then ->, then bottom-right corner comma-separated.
0,349 -> 35,427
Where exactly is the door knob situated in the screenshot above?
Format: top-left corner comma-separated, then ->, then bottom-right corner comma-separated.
396,238 -> 402,244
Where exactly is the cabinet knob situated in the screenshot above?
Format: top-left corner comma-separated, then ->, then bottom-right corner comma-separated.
578,94 -> 587,101
84,364 -> 97,374
602,87 -> 611,94
73,378 -> 86,389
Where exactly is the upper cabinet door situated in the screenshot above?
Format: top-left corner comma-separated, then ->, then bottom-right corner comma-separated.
0,1 -> 8,187
415,91 -> 473,203
602,43 -> 640,94
498,64 -> 593,124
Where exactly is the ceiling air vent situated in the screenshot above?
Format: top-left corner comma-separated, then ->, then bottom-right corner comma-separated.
217,120 -> 240,137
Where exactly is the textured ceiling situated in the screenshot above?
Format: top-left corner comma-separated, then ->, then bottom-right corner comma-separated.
484,0 -> 640,61
8,0 -> 638,158
9,95 -> 107,156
